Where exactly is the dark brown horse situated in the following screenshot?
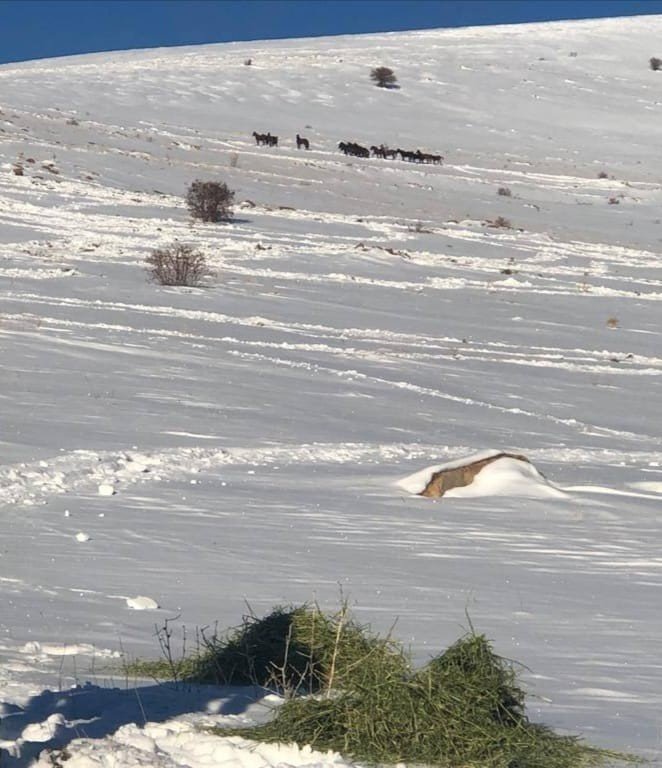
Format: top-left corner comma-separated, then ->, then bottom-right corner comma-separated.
253,131 -> 278,146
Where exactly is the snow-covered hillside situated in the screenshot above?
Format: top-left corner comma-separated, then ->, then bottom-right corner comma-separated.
0,14 -> 661,766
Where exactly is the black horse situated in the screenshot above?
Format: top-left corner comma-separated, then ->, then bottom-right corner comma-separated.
339,141 -> 369,158
296,133 -> 310,150
253,131 -> 278,146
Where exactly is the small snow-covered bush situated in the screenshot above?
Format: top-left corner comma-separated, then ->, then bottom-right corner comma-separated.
146,243 -> 209,286
186,179 -> 234,222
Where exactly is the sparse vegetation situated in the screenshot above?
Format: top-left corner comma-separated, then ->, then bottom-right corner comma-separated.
650,56 -> 662,71
186,179 -> 235,222
128,603 -> 631,768
407,220 -> 431,233
608,196 -> 620,205
489,215 -> 513,228
370,66 -> 398,88
146,242 -> 210,286
497,186 -> 512,196
597,171 -> 609,179
607,317 -> 619,329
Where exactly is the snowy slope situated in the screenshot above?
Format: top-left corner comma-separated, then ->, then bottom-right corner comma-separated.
0,14 -> 661,765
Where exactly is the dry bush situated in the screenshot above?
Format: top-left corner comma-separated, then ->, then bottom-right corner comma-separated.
12,163 -> 23,176
608,196 -> 620,205
146,243 -> 210,286
489,216 -> 512,228
650,57 -> 662,71
186,180 -> 235,222
606,317 -> 619,329
497,186 -> 512,196
370,66 -> 398,88
597,171 -> 608,179
407,220 -> 431,233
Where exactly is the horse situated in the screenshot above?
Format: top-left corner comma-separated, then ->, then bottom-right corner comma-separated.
397,148 -> 416,162
339,141 -> 369,158
252,131 -> 266,145
296,134 -> 310,150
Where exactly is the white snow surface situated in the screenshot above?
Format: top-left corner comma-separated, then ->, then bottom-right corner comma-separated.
1,14 -> 662,766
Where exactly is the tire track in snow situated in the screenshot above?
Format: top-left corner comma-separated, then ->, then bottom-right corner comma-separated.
4,300 -> 661,377
224,350 -> 662,446
0,442 -> 435,509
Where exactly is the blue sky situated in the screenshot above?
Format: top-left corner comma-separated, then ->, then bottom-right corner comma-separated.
0,0 -> 661,64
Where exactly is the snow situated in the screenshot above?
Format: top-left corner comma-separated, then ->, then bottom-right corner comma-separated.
0,14 -> 662,766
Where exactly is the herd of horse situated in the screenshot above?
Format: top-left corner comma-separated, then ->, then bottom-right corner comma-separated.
342,142 -> 442,164
252,131 -> 442,164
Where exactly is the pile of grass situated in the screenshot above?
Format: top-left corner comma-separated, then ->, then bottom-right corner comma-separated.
237,631 -> 624,768
126,603 -> 406,693
128,604 -> 632,767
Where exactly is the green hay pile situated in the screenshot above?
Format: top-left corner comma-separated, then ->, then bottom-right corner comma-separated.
128,604 -> 633,767
127,603 -> 406,692
238,632 -> 623,768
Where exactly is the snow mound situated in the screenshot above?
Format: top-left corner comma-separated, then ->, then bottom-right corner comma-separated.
398,451 -> 566,499
126,595 -> 160,611
445,457 -> 566,499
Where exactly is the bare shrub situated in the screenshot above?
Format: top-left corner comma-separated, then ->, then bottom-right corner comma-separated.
608,196 -> 620,205
489,216 -> 512,229
146,243 -> 210,286
497,186 -> 512,197
650,57 -> 662,71
370,67 -> 398,88
186,180 -> 235,222
597,171 -> 608,179
244,58 -> 252,66
407,220 -> 431,233
606,317 -> 619,329
12,163 -> 23,176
